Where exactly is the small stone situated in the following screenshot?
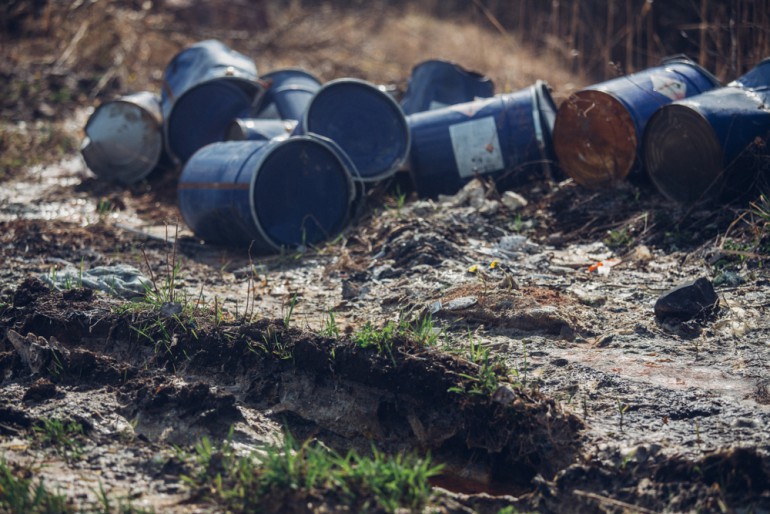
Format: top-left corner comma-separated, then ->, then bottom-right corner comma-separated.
632,245 -> 653,263
444,296 -> 478,311
654,277 -> 719,321
160,302 -> 183,318
713,270 -> 744,287
501,190 -> 528,211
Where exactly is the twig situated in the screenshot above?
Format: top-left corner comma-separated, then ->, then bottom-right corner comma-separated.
572,489 -> 656,514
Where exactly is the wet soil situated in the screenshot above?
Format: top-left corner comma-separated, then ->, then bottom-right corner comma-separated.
1,147 -> 770,512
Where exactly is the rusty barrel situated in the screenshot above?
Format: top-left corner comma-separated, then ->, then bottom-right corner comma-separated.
400,59 -> 494,115
552,57 -> 720,188
644,58 -> 770,204
161,39 -> 263,163
178,136 -> 357,251
406,81 -> 557,198
81,91 -> 167,184
292,78 -> 410,182
226,118 -> 297,141
255,68 -> 321,121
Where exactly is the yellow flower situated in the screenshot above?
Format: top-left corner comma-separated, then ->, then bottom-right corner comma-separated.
489,260 -> 499,269
467,264 -> 478,273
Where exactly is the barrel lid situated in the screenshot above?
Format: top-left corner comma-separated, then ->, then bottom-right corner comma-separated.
166,77 -> 262,163
250,135 -> 356,248
303,78 -> 410,182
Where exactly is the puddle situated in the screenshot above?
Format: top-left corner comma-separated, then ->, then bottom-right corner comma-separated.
550,346 -> 756,399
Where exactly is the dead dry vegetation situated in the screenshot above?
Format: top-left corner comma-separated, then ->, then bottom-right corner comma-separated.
2,1 -> 770,513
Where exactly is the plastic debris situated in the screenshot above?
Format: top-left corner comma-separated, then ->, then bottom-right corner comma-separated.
588,258 -> 622,275
501,190 -> 528,211
41,264 -> 152,299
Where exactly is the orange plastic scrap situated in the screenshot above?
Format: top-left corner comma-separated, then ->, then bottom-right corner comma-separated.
588,257 -> 622,274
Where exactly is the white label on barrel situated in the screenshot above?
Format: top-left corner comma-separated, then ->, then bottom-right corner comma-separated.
449,116 -> 504,178
650,74 -> 686,101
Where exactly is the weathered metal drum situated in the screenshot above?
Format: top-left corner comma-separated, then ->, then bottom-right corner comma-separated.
178,136 -> 357,251
226,118 -> 297,141
255,68 -> 322,121
293,78 -> 410,182
552,57 -> 720,188
81,91 -> 166,184
406,81 -> 558,198
644,58 -> 770,204
400,59 -> 494,115
161,39 -> 262,163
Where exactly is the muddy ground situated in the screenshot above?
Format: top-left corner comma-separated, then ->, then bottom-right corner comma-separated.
3,2 -> 770,513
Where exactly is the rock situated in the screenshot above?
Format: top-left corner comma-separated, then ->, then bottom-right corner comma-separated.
654,277 -> 719,321
23,378 -> 58,403
501,190 -> 528,211
444,296 -> 478,311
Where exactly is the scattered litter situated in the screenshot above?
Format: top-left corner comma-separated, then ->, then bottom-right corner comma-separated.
501,190 -> 528,211
497,234 -> 539,255
40,264 -> 152,299
569,286 -> 608,307
588,257 -> 622,275
713,270 -> 745,287
443,296 -> 478,311
479,199 -> 500,216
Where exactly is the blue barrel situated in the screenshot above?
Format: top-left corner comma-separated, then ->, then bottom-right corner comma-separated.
406,81 -> 557,198
644,58 -> 770,204
401,59 -> 494,115
178,136 -> 356,251
293,78 -> 410,182
255,68 -> 322,121
81,91 -> 167,184
552,57 -> 720,188
161,40 -> 263,164
226,118 -> 297,141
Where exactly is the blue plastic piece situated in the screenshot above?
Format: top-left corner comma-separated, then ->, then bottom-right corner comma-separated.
256,68 -> 322,121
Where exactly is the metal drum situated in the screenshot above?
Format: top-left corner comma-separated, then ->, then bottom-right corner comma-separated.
178,136 -> 357,251
81,91 -> 166,184
161,39 -> 263,163
293,78 -> 410,182
255,68 -> 322,121
644,58 -> 770,204
553,57 -> 720,188
226,118 -> 297,141
406,81 -> 558,198
401,59 -> 494,115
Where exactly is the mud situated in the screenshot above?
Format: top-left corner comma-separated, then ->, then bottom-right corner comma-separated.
1,144 -> 770,512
